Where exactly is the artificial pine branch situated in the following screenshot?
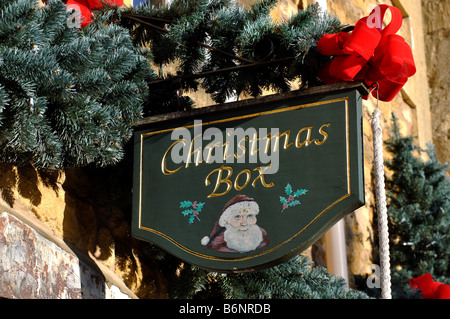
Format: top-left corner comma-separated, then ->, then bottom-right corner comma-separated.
114,0 -> 343,105
0,0 -> 346,168
385,114 -> 450,298
0,0 -> 152,168
169,255 -> 369,299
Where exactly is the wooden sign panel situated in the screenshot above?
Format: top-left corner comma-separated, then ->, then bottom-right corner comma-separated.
132,83 -> 367,272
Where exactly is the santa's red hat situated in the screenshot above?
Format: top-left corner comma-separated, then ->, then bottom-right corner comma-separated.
201,195 -> 259,246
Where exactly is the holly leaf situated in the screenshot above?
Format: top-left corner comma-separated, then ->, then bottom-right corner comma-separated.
288,200 -> 301,207
181,209 -> 194,216
280,196 -> 288,204
285,183 -> 292,196
196,202 -> 205,212
293,189 -> 308,197
180,201 -> 193,208
188,215 -> 195,224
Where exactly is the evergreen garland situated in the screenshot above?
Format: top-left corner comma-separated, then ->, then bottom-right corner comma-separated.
152,247 -> 370,299
0,0 -> 344,168
214,255 -> 369,299
116,0 -> 343,107
0,0 -> 152,168
385,115 -> 450,298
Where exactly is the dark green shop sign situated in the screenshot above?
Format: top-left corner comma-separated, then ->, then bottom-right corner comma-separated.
132,83 -> 366,272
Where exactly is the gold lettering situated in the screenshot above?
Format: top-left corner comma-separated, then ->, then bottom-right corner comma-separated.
249,132 -> 260,156
279,130 -> 294,150
161,139 -> 185,175
222,141 -> 233,161
185,133 -> 203,168
234,169 -> 251,191
295,126 -> 315,148
315,123 -> 330,145
204,141 -> 222,163
252,165 -> 275,188
235,136 -> 248,159
263,130 -> 293,153
263,132 -> 276,154
205,166 -> 234,198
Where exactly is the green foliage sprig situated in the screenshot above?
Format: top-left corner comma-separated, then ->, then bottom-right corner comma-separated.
180,200 -> 205,224
280,183 -> 308,212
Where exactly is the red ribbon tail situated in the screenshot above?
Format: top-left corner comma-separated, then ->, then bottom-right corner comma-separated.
365,76 -> 407,102
366,34 -> 416,102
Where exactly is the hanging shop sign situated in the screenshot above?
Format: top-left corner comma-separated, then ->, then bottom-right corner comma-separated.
132,82 -> 367,272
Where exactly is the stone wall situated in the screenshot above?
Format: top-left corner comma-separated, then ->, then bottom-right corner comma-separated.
0,211 -> 136,299
422,0 -> 450,164
0,162 -> 168,298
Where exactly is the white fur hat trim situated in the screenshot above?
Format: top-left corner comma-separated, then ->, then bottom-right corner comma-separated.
201,236 -> 210,246
218,201 -> 259,227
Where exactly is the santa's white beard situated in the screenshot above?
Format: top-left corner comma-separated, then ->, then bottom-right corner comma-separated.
223,225 -> 263,253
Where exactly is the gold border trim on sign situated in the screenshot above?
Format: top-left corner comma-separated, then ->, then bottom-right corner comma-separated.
138,96 -> 350,262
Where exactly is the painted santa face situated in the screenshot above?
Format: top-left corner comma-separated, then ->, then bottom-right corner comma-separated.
229,208 -> 257,231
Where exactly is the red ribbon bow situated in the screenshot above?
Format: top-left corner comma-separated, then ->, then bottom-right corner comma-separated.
409,273 -> 450,299
317,5 -> 416,102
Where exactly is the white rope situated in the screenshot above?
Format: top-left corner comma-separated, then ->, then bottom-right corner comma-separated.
370,85 -> 392,299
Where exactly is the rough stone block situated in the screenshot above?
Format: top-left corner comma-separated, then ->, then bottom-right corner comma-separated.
0,212 -> 131,299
